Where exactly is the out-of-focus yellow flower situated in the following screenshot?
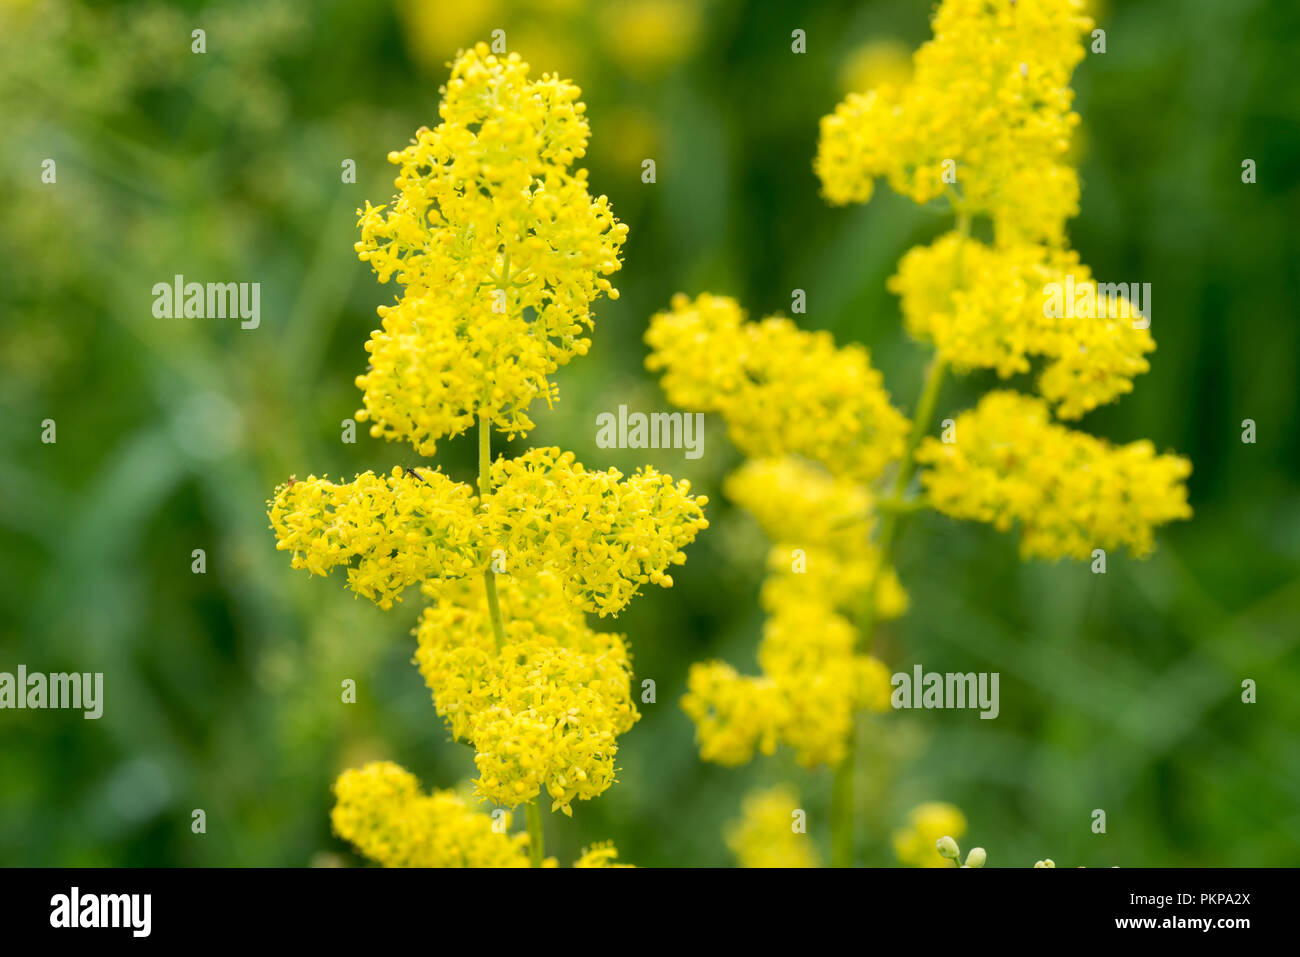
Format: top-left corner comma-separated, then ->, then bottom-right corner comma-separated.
599,0 -> 703,76
726,785 -> 820,868
574,840 -> 633,868
816,0 -> 1092,247
893,802 -> 967,868
916,391 -> 1192,559
331,761 -> 532,867
355,43 -> 627,455
414,573 -> 638,814
645,293 -> 910,484
839,38 -> 913,96
681,458 -> 896,770
890,233 -> 1155,418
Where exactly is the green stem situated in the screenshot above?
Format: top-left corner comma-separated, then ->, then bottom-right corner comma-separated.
526,801 -> 545,867
830,208 -> 967,867
478,414 -> 508,649
830,725 -> 856,867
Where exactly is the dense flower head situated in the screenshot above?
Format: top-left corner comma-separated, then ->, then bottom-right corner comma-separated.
916,391 -> 1193,559
893,801 -> 968,868
890,233 -> 1155,418
487,447 -> 710,616
268,466 -> 479,608
726,785 -> 820,868
331,761 -> 532,867
816,0 -> 1092,246
645,292 -> 910,483
414,574 -> 638,814
268,450 -> 707,616
354,43 -> 628,454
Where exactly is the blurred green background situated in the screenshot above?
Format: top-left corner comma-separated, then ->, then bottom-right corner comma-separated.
2,0 -> 1298,867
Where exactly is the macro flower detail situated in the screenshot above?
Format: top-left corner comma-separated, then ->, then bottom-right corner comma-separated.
354,42 -> 628,455
414,573 -> 638,814
269,449 -> 707,617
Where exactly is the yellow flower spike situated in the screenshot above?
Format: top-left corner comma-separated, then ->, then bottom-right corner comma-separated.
816,0 -> 1092,247
726,786 -> 820,869
645,293 -> 910,484
331,761 -> 531,868
414,574 -> 639,814
915,391 -> 1192,560
354,43 -> 628,455
890,233 -> 1156,417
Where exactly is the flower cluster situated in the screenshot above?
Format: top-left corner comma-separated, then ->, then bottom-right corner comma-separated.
332,761 -> 632,867
916,391 -> 1192,560
645,292 -> 910,484
889,235 -> 1155,418
648,0 -> 1191,865
680,458 -> 895,768
332,761 -> 532,868
414,573 -> 638,814
272,46 -> 706,856
354,42 -> 627,455
811,0 -> 1191,558
815,0 -> 1090,247
270,451 -> 706,616
726,786 -> 820,868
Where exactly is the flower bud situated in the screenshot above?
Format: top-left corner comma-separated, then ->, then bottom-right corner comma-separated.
936,835 -> 961,860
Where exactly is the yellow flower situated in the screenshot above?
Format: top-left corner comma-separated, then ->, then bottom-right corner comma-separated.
414,574 -> 639,815
726,786 -> 819,868
331,761 -> 531,867
890,233 -> 1155,418
354,43 -> 628,455
268,451 -> 707,616
573,840 -> 633,868
893,802 -> 967,868
916,391 -> 1192,559
816,0 -> 1092,247
680,457 -> 898,770
645,293 -> 910,483
683,604 -> 893,770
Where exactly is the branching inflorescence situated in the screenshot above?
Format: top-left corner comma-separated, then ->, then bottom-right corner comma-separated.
647,0 -> 1191,867
269,44 -> 708,867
